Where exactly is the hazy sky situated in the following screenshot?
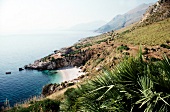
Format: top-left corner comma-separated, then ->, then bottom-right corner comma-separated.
0,0 -> 157,34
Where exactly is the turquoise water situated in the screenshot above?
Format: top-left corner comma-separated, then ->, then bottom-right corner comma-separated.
0,31 -> 99,107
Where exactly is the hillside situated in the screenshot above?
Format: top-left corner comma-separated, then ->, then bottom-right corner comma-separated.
23,0 -> 170,98
5,0 -> 170,111
116,18 -> 170,45
140,0 -> 170,25
7,17 -> 170,111
95,3 -> 153,33
75,18 -> 170,75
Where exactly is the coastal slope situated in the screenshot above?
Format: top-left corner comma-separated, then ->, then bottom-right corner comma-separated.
8,0 -> 170,111
96,3 -> 153,33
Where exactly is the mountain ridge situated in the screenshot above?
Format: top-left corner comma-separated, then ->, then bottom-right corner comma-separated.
96,3 -> 154,33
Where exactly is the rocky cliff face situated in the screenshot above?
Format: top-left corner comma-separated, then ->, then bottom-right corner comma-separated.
25,47 -> 94,70
141,0 -> 170,25
42,81 -> 75,96
96,3 -> 153,33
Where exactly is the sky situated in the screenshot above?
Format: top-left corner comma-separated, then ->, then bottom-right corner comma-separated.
0,0 -> 157,34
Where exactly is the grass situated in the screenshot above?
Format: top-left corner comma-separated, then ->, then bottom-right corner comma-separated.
75,43 -> 92,49
117,45 -> 130,51
1,95 -> 44,111
95,38 -> 108,44
95,58 -> 104,65
116,18 -> 170,45
8,99 -> 60,112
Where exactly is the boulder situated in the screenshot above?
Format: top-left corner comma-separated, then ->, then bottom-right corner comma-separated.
67,82 -> 75,86
42,84 -> 53,96
19,68 -> 24,71
6,72 -> 11,74
25,46 -> 93,70
47,62 -> 57,70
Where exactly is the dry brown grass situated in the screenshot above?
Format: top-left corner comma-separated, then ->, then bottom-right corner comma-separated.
116,18 -> 170,45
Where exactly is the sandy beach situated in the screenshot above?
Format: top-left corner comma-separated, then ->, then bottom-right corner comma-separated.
58,67 -> 85,82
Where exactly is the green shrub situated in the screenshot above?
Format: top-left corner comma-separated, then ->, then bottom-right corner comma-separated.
95,39 -> 107,44
62,52 -> 170,111
75,45 -> 82,49
150,57 -> 161,62
123,52 -> 130,55
69,50 -> 80,55
95,58 -> 104,65
62,88 -> 80,111
51,57 -> 55,62
160,44 -> 170,49
84,43 -> 92,47
75,43 -> 92,49
117,45 -> 130,51
121,30 -> 130,35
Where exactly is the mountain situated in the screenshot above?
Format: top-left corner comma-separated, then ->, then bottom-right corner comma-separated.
69,20 -> 106,31
140,0 -> 170,25
96,3 -> 153,33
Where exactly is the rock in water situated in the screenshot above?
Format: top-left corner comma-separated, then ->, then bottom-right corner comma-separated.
6,72 -> 11,74
19,68 -> 24,71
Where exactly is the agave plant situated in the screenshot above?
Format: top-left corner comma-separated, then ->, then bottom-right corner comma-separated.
62,53 -> 170,112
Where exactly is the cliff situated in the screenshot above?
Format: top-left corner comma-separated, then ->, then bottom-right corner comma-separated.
25,47 -> 94,70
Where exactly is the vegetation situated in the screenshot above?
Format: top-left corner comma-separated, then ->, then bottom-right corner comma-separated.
95,58 -> 104,65
120,30 -> 130,35
5,3 -> 170,111
51,57 -> 56,62
95,38 -> 108,44
62,52 -> 170,111
117,44 -> 130,51
8,99 -> 60,112
69,50 -> 80,55
160,44 -> 170,49
116,18 -> 170,45
75,43 -> 92,49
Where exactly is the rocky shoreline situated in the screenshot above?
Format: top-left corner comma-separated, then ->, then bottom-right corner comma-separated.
24,38 -> 170,97
24,47 -> 93,71
42,72 -> 86,96
24,46 -> 91,96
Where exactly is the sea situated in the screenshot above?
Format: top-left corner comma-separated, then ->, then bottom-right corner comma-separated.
0,31 -> 99,107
